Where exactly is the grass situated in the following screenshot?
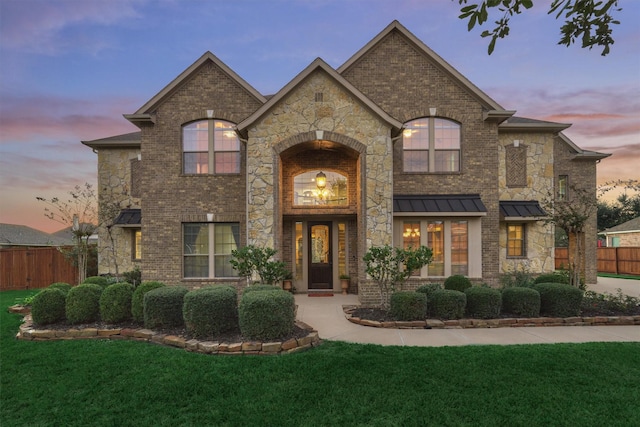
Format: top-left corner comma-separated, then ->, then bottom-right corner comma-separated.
2,290 -> 640,427
598,272 -> 640,280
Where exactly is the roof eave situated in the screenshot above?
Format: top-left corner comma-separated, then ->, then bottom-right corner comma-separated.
499,122 -> 572,132
484,110 -> 516,124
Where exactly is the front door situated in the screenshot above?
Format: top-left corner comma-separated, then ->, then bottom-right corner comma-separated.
308,222 -> 332,289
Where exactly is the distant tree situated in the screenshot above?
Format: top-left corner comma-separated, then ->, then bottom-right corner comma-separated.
597,179 -> 640,231
37,183 -> 97,284
456,0 -> 622,55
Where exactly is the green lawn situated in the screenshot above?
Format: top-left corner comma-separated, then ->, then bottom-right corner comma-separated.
2,290 -> 639,427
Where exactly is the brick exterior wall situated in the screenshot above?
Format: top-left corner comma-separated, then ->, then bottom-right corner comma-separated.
140,60 -> 263,287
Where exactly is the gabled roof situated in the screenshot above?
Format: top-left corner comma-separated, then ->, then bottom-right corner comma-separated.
337,20 -> 513,121
125,52 -> 267,125
393,194 -> 487,216
82,132 -> 141,149
602,216 -> 640,235
236,58 -> 403,136
558,133 -> 611,161
0,224 -> 71,247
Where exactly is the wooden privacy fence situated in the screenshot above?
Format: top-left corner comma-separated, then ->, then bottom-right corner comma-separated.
555,247 -> 640,276
0,246 -> 78,291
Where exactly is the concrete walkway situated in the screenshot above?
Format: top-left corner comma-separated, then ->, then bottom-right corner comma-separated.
294,276 -> 640,347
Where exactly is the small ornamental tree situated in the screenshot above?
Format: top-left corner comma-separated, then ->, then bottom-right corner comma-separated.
363,245 -> 433,309
230,245 -> 288,285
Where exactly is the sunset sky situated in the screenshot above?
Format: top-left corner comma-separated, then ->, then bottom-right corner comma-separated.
1,0 -> 639,233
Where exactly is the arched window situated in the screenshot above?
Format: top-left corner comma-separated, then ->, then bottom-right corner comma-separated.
183,120 -> 240,174
293,170 -> 348,206
403,118 -> 460,172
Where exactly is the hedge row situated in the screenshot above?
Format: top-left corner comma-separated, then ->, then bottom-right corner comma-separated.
390,282 -> 583,321
30,280 -> 296,342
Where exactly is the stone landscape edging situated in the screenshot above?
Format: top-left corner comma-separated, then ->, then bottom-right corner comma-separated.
343,306 -> 640,329
13,310 -> 321,356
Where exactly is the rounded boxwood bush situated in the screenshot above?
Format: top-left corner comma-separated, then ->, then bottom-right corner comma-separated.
183,286 -> 239,338
390,291 -> 427,321
444,275 -> 472,292
239,289 -> 295,341
430,289 -> 467,320
31,288 -> 66,326
464,286 -> 502,319
132,281 -> 165,323
502,287 -> 541,317
143,286 -> 188,329
48,282 -> 72,295
66,283 -> 103,324
533,282 -> 583,317
100,282 -> 134,324
82,276 -> 111,289
416,283 -> 443,317
242,284 -> 280,295
533,273 -> 569,285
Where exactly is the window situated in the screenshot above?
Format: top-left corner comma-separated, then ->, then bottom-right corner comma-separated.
132,229 -> 141,260
293,170 -> 348,206
451,221 -> 468,275
403,118 -> 460,172
183,223 -> 240,278
183,120 -> 240,174
507,224 -> 525,257
402,222 -> 421,276
558,175 -> 568,200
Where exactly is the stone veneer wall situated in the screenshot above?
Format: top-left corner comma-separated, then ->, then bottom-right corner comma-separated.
97,148 -> 141,275
246,70 -> 393,256
498,133 -> 555,275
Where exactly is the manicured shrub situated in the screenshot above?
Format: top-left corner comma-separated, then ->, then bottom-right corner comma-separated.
239,289 -> 295,341
502,287 -> 541,317
533,273 -> 569,285
83,276 -> 111,288
183,286 -> 239,338
430,289 -> 466,320
390,291 -> 427,321
100,282 -> 134,324
31,288 -> 66,326
65,284 -> 103,324
48,282 -> 72,295
444,275 -> 472,292
242,284 -> 280,295
132,281 -> 165,323
143,286 -> 188,329
464,286 -> 502,319
533,282 -> 583,317
416,283 -> 443,317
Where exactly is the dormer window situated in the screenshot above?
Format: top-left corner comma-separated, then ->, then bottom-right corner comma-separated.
183,120 -> 239,174
403,118 -> 460,173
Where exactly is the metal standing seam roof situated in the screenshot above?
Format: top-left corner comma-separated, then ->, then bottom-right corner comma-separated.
113,209 -> 141,226
499,201 -> 546,219
393,195 -> 487,213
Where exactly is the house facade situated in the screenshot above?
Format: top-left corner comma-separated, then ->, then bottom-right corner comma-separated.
83,21 -> 608,304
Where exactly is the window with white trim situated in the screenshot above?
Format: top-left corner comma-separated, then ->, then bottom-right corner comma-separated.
183,120 -> 240,174
403,118 -> 460,172
397,219 -> 474,277
183,223 -> 240,278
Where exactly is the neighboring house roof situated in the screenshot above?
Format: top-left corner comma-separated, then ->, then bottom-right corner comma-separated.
82,131 -> 141,149
125,51 -> 267,125
113,209 -> 141,227
602,216 -> 640,235
393,194 -> 487,215
236,57 -> 403,136
499,201 -> 546,221
52,224 -> 99,243
0,224 -> 71,247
